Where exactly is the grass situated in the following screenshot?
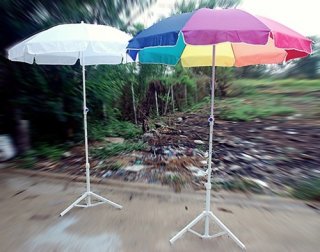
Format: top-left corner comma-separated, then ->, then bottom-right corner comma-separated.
18,144 -> 66,169
218,96 -> 295,121
91,141 -> 147,158
212,178 -> 265,194
191,78 -> 320,121
89,120 -> 142,140
292,178 -> 320,201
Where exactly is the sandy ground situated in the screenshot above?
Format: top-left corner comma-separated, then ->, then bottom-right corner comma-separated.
0,170 -> 319,252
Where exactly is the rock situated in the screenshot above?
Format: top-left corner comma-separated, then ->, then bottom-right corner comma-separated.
155,122 -> 164,128
123,164 -> 148,172
62,151 -> 72,158
200,160 -> 207,166
223,153 -> 234,162
241,153 -> 255,161
0,163 -> 9,169
0,135 -> 16,161
185,148 -> 194,156
95,160 -> 104,168
260,155 -> 274,160
224,140 -> 238,148
211,176 -> 233,184
194,140 -> 205,145
230,165 -> 242,171
264,126 -> 279,131
245,178 -> 269,188
163,148 -> 174,157
105,137 -> 125,144
286,114 -> 302,120
103,170 -> 113,178
130,153 -> 144,159
187,165 -> 207,177
285,130 -> 298,135
142,132 -> 154,141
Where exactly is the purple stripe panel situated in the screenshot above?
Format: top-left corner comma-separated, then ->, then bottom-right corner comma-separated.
182,8 -> 271,45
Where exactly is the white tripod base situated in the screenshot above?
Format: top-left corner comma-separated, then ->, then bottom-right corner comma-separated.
60,191 -> 122,216
170,210 -> 246,250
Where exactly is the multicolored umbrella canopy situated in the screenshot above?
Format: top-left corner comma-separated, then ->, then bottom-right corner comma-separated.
127,8 -> 312,67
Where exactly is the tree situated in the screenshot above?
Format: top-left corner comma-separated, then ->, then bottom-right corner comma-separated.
0,0 -> 153,146
174,0 -> 241,14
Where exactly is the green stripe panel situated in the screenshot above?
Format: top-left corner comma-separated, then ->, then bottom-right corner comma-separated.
139,33 -> 186,65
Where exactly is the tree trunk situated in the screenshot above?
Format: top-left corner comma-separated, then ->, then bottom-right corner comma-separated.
171,84 -> 175,112
164,87 -> 171,115
195,82 -> 198,103
184,84 -> 188,107
13,108 -> 30,154
131,83 -> 137,124
155,89 -> 159,116
102,103 -> 107,120
16,120 -> 30,154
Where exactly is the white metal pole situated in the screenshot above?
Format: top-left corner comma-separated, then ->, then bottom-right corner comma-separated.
82,54 -> 91,205
204,45 -> 216,236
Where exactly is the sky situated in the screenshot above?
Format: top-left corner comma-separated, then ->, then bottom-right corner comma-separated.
133,0 -> 320,37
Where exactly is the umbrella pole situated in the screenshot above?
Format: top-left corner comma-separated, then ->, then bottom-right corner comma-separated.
59,56 -> 123,216
204,44 -> 216,237
170,46 -> 245,250
83,63 -> 91,205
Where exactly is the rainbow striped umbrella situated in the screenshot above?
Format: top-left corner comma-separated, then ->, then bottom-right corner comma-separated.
127,8 -> 312,67
127,8 -> 312,248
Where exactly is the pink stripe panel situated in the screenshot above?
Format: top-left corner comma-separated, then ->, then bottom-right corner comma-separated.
256,16 -> 312,54
182,9 -> 270,45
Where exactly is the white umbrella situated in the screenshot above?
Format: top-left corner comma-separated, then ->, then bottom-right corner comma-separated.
8,22 -> 132,216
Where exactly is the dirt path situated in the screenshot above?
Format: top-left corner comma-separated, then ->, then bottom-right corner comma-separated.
17,112 -> 320,195
0,170 -> 320,252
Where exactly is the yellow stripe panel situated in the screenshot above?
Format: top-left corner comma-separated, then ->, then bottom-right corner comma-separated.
181,42 -> 235,67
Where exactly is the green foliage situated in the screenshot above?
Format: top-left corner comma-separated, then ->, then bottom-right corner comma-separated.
19,150 -> 38,169
0,0 -> 153,147
188,97 -> 210,112
163,173 -> 186,192
19,144 -> 65,169
174,0 -> 241,14
33,144 -> 66,160
91,141 -> 147,158
292,178 -> 320,201
89,120 -> 142,140
109,161 -> 123,171
219,97 -> 295,121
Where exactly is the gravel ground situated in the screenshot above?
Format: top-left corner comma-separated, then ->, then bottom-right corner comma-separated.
0,170 -> 319,252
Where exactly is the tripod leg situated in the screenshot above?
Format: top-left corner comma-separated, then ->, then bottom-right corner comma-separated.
170,211 -> 206,244
90,192 -> 122,209
209,212 -> 245,250
60,192 -> 88,217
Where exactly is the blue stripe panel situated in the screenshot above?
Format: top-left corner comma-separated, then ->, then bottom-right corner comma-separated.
127,11 -> 193,49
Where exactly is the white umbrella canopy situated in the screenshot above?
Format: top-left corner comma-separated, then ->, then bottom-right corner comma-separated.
7,22 -> 132,216
8,22 -> 132,65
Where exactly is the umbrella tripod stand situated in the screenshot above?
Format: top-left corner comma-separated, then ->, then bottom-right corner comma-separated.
60,62 -> 122,216
170,46 -> 245,250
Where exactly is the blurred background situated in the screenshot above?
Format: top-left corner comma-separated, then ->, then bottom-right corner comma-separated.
0,0 -> 319,202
